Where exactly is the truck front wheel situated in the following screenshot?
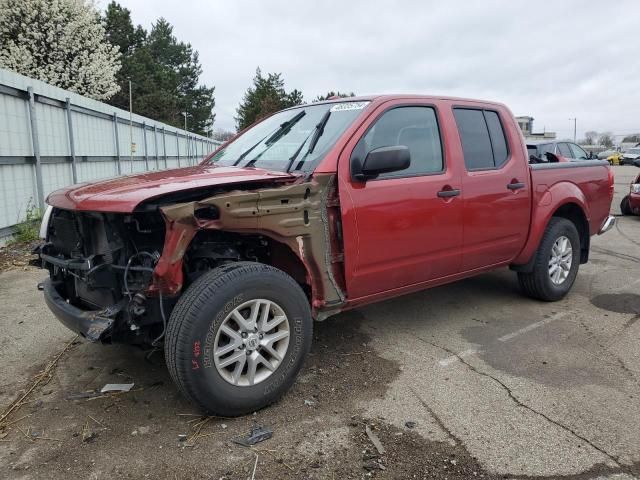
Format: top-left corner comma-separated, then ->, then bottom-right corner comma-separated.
165,262 -> 312,416
518,217 -> 580,302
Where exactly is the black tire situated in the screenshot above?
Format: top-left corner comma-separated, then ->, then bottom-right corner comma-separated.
621,195 -> 632,215
165,262 -> 312,416
518,217 -> 580,302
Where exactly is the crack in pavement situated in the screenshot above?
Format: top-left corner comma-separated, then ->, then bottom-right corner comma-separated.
576,318 -> 640,386
408,386 -> 461,446
592,246 -> 640,264
615,221 -> 640,248
418,336 -> 629,474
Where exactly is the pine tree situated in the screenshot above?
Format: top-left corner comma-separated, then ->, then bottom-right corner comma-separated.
0,0 -> 121,100
313,91 -> 355,102
235,68 -> 304,131
102,3 -> 215,135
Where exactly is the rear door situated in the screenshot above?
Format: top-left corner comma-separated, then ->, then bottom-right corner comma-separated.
452,106 -> 531,271
339,100 -> 464,299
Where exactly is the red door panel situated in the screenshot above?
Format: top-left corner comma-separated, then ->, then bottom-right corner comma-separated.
449,104 -> 531,271
338,99 -> 464,299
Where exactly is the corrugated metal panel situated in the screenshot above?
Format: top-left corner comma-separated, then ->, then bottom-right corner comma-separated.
0,68 -> 221,235
0,94 -> 32,156
0,164 -> 37,229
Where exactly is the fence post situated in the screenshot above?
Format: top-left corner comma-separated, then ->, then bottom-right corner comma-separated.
153,125 -> 159,170
176,132 -> 181,167
64,98 -> 78,184
162,127 -> 168,169
27,87 -> 45,212
113,112 -> 122,176
186,135 -> 190,165
142,121 -> 149,170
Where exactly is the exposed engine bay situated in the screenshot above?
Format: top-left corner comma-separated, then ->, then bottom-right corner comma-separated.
40,208 -> 275,344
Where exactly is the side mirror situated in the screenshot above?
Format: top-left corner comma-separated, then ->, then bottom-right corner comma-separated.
352,145 -> 410,181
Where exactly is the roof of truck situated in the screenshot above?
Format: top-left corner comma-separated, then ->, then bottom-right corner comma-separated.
308,94 -> 508,108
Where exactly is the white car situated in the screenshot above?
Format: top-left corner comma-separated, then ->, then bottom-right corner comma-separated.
621,147 -> 640,165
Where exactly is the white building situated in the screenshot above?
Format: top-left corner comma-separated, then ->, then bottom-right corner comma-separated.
515,116 -> 556,142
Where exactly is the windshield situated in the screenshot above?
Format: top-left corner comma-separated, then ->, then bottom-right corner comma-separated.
207,101 -> 370,172
628,148 -> 640,154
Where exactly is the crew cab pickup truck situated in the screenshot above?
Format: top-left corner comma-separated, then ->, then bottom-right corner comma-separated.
37,95 -> 615,416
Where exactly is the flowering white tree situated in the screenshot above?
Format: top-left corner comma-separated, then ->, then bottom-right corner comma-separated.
0,0 -> 121,100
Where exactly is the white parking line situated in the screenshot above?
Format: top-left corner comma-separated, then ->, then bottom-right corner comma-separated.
438,347 -> 480,367
438,311 -> 569,367
497,312 -> 569,342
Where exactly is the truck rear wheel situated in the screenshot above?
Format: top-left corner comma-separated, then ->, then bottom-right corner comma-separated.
518,217 -> 580,302
165,262 -> 312,416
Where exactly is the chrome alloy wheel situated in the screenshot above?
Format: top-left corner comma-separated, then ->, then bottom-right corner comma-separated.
548,235 -> 573,285
213,299 -> 290,387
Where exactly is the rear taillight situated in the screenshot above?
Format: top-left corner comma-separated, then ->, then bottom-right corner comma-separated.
608,167 -> 614,198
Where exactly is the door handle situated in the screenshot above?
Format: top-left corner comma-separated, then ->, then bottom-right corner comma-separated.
437,188 -> 461,198
507,182 -> 525,190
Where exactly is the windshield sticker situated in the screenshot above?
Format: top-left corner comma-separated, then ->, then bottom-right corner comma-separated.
330,102 -> 369,112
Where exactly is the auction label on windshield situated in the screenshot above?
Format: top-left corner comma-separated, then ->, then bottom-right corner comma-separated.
330,101 -> 369,112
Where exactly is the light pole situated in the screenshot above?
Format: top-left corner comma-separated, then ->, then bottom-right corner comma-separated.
181,111 -> 190,161
129,79 -> 134,172
569,117 -> 577,142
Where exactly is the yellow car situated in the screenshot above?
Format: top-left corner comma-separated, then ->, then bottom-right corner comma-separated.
607,152 -> 623,165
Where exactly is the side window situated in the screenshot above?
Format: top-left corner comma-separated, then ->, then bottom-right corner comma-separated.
569,143 -> 588,160
453,108 -> 510,170
484,111 -> 509,166
558,143 -> 572,158
356,106 -> 443,178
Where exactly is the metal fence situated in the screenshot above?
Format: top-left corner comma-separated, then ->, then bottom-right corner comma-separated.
0,68 -> 222,240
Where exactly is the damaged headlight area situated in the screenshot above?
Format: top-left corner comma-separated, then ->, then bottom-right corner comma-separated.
37,208 -> 169,344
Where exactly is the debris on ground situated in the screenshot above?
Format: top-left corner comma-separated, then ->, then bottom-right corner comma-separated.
250,454 -> 259,480
0,336 -> 77,430
66,391 -> 104,401
303,399 -> 316,406
0,240 -> 39,272
232,425 -> 273,447
365,424 -> 385,454
405,421 -> 416,429
100,383 -> 134,393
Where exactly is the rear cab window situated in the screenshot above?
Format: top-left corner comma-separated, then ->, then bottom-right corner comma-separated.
453,108 -> 510,170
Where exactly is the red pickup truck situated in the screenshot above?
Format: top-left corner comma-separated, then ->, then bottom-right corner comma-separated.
38,95 -> 615,415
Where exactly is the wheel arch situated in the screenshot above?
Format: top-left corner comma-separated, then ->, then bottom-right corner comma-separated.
511,181 -> 591,271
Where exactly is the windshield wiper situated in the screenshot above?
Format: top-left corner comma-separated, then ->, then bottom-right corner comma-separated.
264,111 -> 306,146
232,111 -> 306,167
286,109 -> 331,172
241,111 -> 307,168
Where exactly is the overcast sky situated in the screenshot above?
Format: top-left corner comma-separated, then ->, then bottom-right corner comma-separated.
107,0 -> 640,140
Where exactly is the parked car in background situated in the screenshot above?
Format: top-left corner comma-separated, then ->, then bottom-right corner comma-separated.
527,141 -> 594,163
620,147 -> 640,165
621,170 -> 640,215
597,149 -> 623,166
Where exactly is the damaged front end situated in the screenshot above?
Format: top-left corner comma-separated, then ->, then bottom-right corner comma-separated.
38,173 -> 347,344
38,208 -> 169,344
152,172 -> 347,317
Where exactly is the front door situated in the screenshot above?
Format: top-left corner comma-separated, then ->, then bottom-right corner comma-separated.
339,101 -> 463,299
